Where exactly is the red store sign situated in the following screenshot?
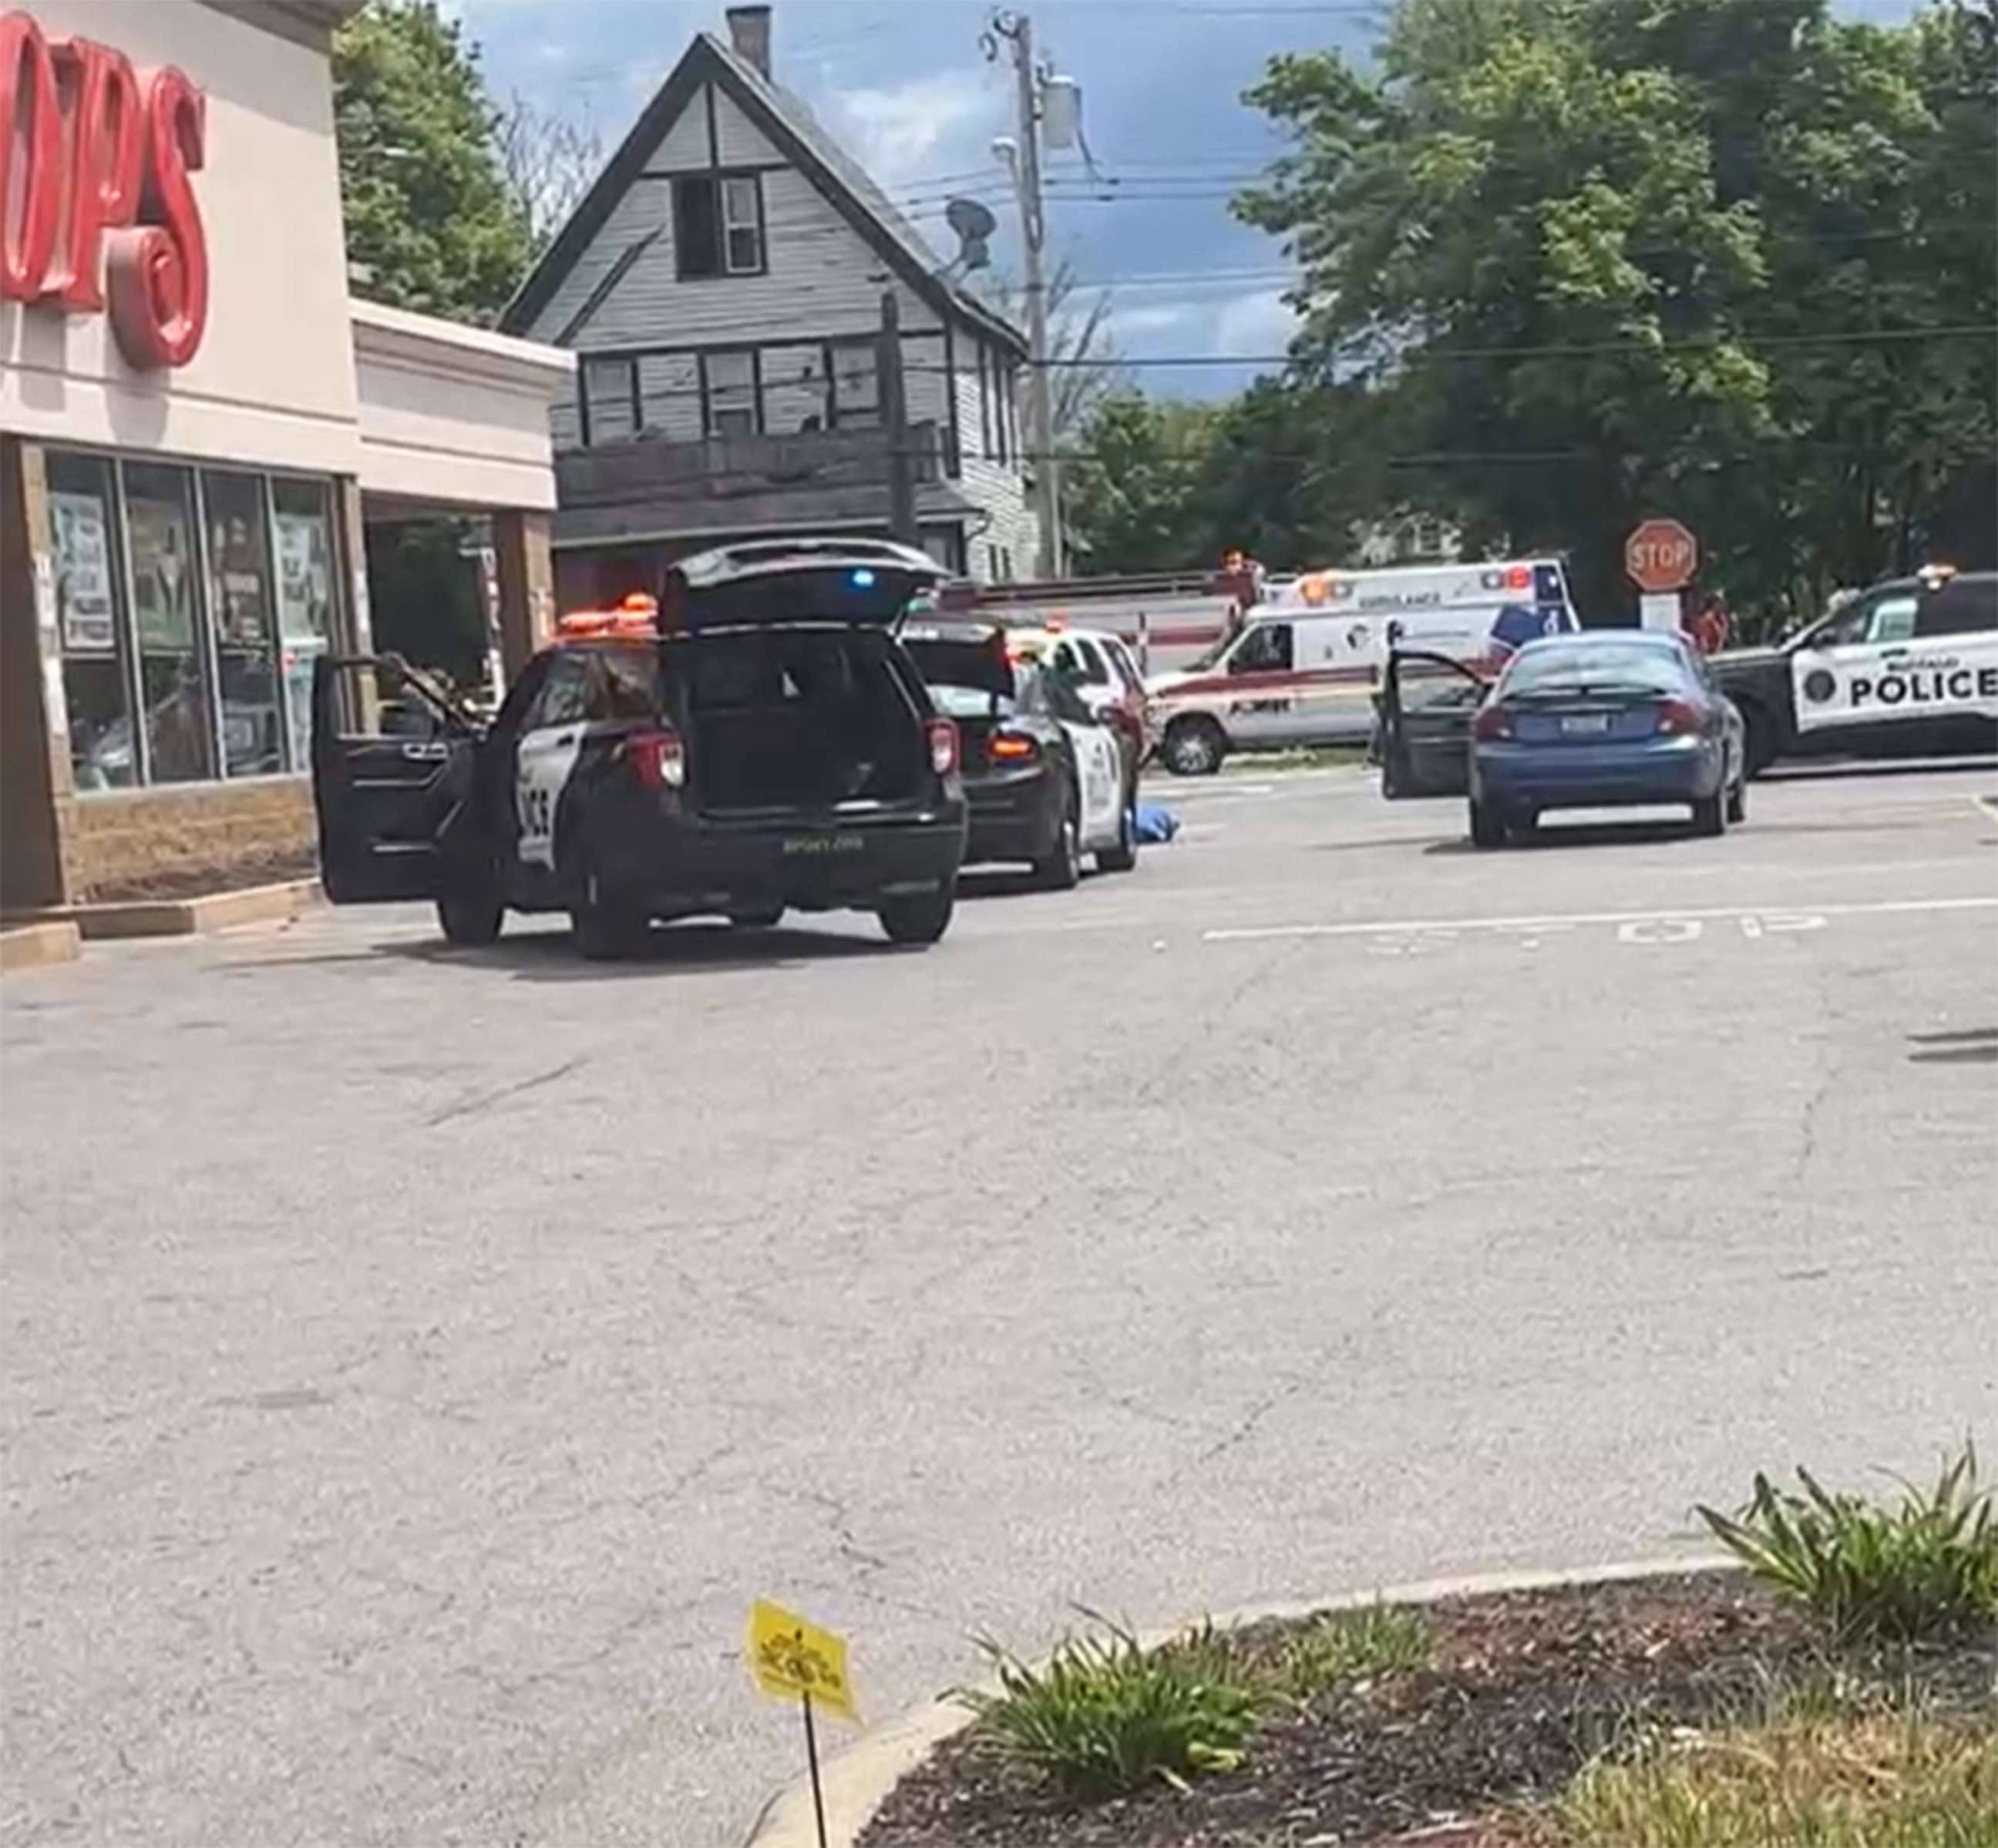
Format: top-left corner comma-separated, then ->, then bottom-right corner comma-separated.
0,7 -> 208,368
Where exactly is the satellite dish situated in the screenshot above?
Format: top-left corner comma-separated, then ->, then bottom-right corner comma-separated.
945,196 -> 997,273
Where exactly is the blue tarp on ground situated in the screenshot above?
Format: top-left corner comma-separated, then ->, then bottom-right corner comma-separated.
1135,804 -> 1179,844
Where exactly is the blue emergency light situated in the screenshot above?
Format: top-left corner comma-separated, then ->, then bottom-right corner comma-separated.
850,567 -> 876,588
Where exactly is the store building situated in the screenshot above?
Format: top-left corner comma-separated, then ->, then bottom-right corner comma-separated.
1,0 -> 574,911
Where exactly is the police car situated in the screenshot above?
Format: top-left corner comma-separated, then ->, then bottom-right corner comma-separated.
897,620 -> 1136,885
308,542 -> 969,957
1711,567 -> 1998,775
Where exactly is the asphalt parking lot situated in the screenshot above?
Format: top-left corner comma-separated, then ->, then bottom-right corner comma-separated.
3,761 -> 1994,1848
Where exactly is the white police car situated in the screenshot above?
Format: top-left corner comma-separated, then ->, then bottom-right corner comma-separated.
1711,566 -> 1998,774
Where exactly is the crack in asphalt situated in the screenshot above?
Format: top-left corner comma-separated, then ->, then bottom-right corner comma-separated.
426,1056 -> 588,1129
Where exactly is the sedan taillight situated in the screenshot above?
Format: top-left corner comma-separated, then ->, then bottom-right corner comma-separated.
927,717 -> 960,777
1472,704 -> 1514,741
622,727 -> 685,789
1655,699 -> 1701,736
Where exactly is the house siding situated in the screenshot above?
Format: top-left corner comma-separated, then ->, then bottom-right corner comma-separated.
523,52 -> 1033,580
531,166 -> 940,356
950,334 -> 1036,580
649,90 -> 711,170
712,86 -> 780,166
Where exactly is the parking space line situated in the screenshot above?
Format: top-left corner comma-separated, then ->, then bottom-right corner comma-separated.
1202,893 -> 1998,944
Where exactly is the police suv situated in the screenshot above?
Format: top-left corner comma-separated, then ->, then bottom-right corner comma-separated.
309,542 -> 970,957
1711,567 -> 1998,775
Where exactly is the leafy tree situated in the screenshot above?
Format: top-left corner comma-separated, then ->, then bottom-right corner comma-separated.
366,522 -> 489,689
1064,392 -> 1216,572
332,1 -> 532,319
1235,0 -> 1997,630
1065,380 -> 1444,576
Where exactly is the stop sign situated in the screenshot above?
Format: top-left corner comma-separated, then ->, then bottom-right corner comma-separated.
1625,518 -> 1698,593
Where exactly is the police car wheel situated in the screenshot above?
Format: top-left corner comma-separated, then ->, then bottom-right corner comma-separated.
1726,779 -> 1747,825
1097,798 -> 1139,874
1034,795 -> 1083,891
436,889 -> 503,947
1692,791 -> 1727,838
879,887 -> 955,946
1468,798 -> 1507,849
1162,717 -> 1225,778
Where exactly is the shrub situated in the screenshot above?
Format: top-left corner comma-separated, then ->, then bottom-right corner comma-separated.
1697,1444 -> 1998,1646
960,1614 -> 1264,1797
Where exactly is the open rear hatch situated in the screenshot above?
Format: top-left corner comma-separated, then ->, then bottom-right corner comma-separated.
663,539 -> 946,631
681,626 -> 928,815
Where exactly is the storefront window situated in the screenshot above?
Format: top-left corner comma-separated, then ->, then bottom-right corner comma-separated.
271,477 -> 335,773
124,462 -> 214,785
203,470 -> 285,775
42,449 -> 341,792
49,452 -> 136,791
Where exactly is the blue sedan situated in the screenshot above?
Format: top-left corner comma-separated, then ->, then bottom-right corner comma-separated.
1376,633 -> 1747,846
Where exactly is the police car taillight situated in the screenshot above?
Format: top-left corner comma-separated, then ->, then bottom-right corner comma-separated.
624,727 -> 685,790
927,717 -> 960,777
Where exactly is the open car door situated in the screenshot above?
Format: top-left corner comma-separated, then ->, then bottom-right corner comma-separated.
1378,650 -> 1488,798
311,655 -> 480,902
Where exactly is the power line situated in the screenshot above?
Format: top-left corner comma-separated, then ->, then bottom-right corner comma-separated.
958,322 -> 1998,366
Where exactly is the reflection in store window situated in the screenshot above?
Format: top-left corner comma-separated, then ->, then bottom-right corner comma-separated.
49,452 -> 134,791
204,470 -> 285,776
125,462 -> 215,785
272,478 -> 335,773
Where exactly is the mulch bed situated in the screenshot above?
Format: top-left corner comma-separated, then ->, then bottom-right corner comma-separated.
859,1573 -> 1996,1848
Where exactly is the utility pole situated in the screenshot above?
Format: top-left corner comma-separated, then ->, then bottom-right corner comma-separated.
878,288 -> 917,545
991,11 -> 1061,578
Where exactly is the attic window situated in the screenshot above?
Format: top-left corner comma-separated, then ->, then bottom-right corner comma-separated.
674,173 -> 765,279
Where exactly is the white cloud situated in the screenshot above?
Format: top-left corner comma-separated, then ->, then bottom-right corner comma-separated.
1105,303 -> 1193,341
826,69 -> 1004,197
1212,287 -> 1299,359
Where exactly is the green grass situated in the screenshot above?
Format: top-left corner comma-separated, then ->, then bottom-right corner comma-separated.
1696,1444 -> 1998,1647
960,1616 -> 1265,1797
1556,1704 -> 1998,1846
1253,1601 -> 1431,1701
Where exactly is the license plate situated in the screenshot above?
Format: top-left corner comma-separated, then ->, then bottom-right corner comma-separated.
1561,714 -> 1611,736
780,835 -> 863,857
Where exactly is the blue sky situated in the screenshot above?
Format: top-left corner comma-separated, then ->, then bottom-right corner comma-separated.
456,0 -> 1921,398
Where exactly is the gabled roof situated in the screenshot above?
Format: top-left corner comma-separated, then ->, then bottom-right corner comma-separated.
500,32 -> 1028,358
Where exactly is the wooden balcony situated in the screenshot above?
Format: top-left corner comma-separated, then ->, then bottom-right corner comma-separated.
554,422 -> 944,512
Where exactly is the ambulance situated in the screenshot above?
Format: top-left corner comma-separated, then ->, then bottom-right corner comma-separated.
1146,559 -> 1579,775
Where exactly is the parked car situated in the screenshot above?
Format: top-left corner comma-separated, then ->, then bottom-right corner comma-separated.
1710,566 -> 1998,775
898,618 -> 1137,885
1376,631 -> 1747,846
310,541 -> 968,956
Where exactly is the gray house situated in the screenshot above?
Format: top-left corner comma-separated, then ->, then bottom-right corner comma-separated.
500,6 -> 1038,608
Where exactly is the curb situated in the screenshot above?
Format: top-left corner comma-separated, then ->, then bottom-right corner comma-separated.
6,879 -> 323,941
0,919 -> 82,976
740,1551 -> 1738,1848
